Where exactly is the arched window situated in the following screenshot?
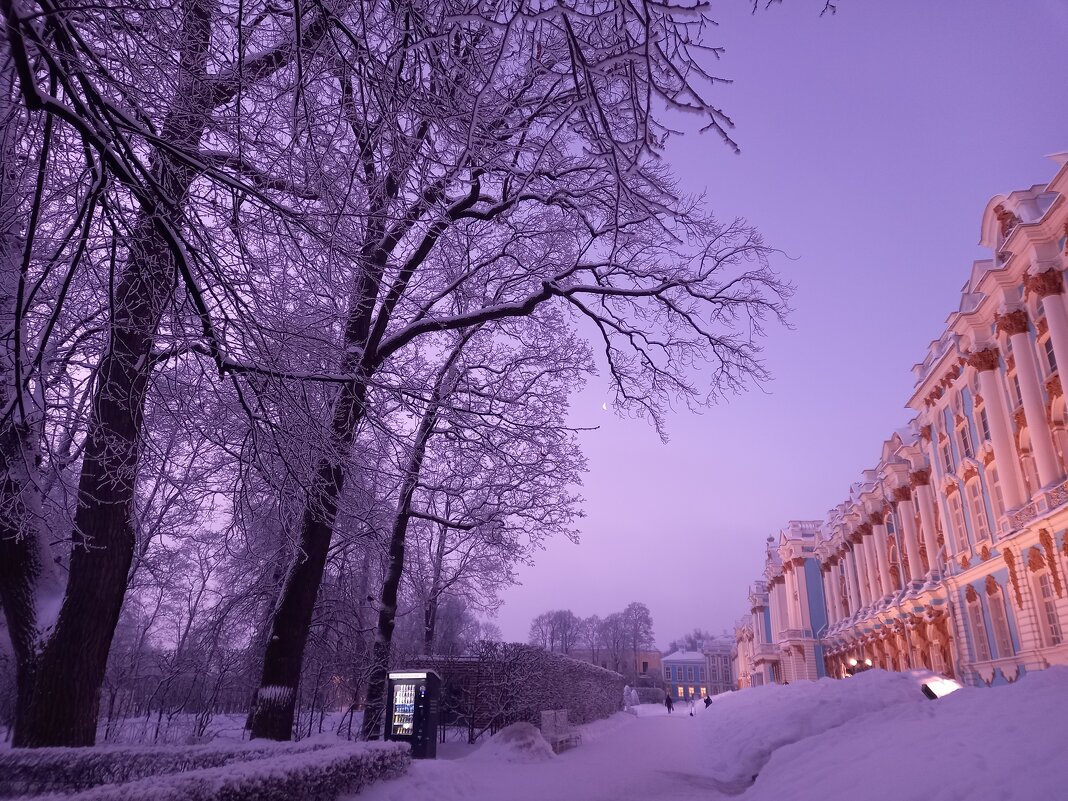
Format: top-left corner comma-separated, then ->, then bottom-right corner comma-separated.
966,585 -> 992,662
966,479 -> 990,542
987,465 -> 1005,519
1028,548 -> 1064,647
985,577 -> 1015,659
947,491 -> 969,554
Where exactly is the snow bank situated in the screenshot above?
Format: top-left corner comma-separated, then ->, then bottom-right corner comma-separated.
747,667 -> 1068,801
468,723 -> 555,764
24,741 -> 410,801
699,669 -> 923,788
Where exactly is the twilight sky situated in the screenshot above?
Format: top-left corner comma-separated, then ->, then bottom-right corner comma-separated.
494,0 -> 1068,649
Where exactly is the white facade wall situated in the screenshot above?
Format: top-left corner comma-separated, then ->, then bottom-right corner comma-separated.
735,157 -> 1068,688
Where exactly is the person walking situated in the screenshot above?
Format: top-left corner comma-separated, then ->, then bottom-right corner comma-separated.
688,694 -> 696,716
664,691 -> 674,714
703,695 -> 712,709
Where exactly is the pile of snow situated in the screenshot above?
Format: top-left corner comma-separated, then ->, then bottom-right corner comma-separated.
468,723 -> 555,764
746,667 -> 1068,801
699,670 -> 924,787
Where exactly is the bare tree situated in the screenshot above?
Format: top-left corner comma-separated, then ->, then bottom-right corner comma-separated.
248,0 -> 788,741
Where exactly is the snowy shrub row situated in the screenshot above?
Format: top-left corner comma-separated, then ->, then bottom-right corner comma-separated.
414,642 -> 626,739
29,742 -> 410,801
633,687 -> 665,704
0,738 -> 332,796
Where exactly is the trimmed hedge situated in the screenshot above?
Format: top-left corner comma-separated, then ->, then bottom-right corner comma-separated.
0,739 -> 333,797
634,687 -> 666,704
29,742 -> 410,801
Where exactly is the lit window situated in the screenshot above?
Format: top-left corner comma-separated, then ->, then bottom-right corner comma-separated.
988,587 -> 1015,658
1038,573 -> 1063,646
967,482 -> 990,541
967,598 -> 992,662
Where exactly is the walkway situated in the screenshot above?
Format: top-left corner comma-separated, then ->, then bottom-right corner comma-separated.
355,704 -> 738,801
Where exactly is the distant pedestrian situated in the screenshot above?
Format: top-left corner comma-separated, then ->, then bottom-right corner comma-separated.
688,696 -> 695,716
703,695 -> 712,709
664,692 -> 674,713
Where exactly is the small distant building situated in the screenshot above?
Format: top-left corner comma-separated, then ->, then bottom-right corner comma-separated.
661,650 -> 707,700
568,648 -> 662,684
703,637 -> 735,695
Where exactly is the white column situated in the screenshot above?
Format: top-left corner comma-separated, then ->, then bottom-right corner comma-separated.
860,529 -> 882,601
844,548 -> 861,615
895,490 -> 924,584
913,473 -> 942,576
783,565 -> 800,630
819,566 -> 833,624
970,348 -> 1026,508
1030,270 -> 1068,400
827,564 -> 842,623
853,535 -> 873,607
1001,309 -> 1062,486
871,516 -> 894,598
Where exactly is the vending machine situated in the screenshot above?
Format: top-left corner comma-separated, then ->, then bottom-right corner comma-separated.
384,670 -> 441,758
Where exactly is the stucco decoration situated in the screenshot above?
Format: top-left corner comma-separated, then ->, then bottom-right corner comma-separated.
909,469 -> 931,487
967,348 -> 999,373
1027,546 -> 1046,573
993,204 -> 1021,237
1039,529 -> 1063,597
984,575 -> 999,595
960,554 -> 971,570
1025,268 -> 1066,298
965,584 -> 978,602
1046,375 -> 1062,400
995,309 -> 1029,337
1003,548 -> 1024,609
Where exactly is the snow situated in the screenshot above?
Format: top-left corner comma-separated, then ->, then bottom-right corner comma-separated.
352,667 -> 1068,801
466,723 -> 555,764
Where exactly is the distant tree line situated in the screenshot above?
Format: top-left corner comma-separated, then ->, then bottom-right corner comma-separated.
527,602 -> 655,683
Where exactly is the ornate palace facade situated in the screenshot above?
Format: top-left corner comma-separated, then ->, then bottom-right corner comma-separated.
734,156 -> 1068,689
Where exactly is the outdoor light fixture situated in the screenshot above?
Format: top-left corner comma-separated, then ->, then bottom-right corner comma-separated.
848,658 -> 858,667
864,658 -> 873,667
920,676 -> 963,700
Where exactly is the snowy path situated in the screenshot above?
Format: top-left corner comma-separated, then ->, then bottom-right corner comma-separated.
354,669 -> 1068,801
355,705 -> 738,801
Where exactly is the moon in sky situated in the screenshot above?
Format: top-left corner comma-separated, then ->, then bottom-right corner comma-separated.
601,403 -> 608,411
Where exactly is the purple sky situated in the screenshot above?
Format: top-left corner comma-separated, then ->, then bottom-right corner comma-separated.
494,0 -> 1068,650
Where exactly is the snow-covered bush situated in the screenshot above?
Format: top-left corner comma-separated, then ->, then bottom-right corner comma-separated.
0,738 -> 332,796
468,723 -> 555,764
26,742 -> 410,801
633,687 -> 664,705
413,642 -> 624,742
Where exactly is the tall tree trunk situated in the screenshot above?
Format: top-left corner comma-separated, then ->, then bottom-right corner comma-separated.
8,0 -> 215,746
422,516 -> 449,654
359,349 -> 463,740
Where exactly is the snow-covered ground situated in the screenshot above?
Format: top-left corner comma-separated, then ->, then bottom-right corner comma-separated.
353,667 -> 1068,801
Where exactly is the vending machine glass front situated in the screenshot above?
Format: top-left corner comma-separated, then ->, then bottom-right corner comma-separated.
391,682 -> 415,737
